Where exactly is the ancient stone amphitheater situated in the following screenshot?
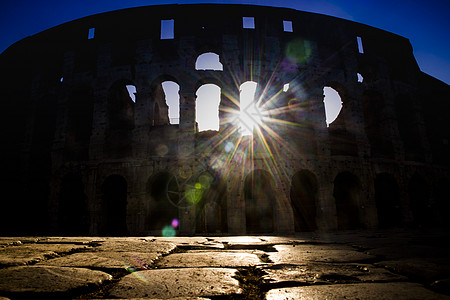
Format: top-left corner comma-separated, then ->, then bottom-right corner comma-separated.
1,4 -> 449,236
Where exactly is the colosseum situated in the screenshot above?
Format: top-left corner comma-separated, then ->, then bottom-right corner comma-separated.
0,4 -> 449,236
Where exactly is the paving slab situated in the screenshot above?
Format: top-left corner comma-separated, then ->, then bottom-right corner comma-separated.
366,245 -> 450,260
263,262 -> 407,285
37,251 -> 162,270
152,237 -> 209,245
94,238 -> 176,254
376,258 -> 450,282
265,282 -> 450,299
431,278 -> 450,295
0,243 -> 91,266
211,236 -> 271,245
155,251 -> 262,268
269,244 -> 376,264
0,266 -> 111,296
108,268 -> 240,299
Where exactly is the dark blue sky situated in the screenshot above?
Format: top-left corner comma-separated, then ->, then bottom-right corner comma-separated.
1,0 -> 449,84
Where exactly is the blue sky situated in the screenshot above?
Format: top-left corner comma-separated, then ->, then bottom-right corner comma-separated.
1,0 -> 449,84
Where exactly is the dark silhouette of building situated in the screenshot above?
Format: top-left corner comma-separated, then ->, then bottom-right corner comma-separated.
0,4 -> 449,235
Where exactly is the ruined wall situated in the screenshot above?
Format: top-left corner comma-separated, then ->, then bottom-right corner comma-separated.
0,4 -> 449,235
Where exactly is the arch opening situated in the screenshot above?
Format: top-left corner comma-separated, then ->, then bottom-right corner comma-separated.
195,52 -> 223,71
196,84 -> 221,132
333,172 -> 362,230
323,86 -> 342,127
290,170 -> 318,232
161,81 -> 180,125
194,172 -> 228,234
375,173 -> 401,228
240,81 -> 261,136
244,170 -> 275,233
100,175 -> 127,235
58,174 -> 89,235
147,172 -> 179,232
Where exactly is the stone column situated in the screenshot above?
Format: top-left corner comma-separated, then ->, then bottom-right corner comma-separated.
133,86 -> 152,158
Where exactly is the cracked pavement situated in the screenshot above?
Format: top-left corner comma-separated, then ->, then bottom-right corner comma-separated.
0,229 -> 449,299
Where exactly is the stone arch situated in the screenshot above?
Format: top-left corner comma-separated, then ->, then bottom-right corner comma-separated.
100,175 -> 128,235
105,79 -> 136,158
244,169 -> 275,233
150,75 -> 180,125
58,173 -> 89,235
362,90 -> 394,158
195,84 -> 221,132
408,173 -> 431,227
324,82 -> 357,156
194,172 -> 227,234
375,173 -> 401,228
65,85 -> 94,161
333,172 -> 363,230
290,170 -> 318,232
195,52 -> 223,71
146,172 -> 180,232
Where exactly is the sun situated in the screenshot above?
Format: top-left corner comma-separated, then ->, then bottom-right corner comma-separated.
239,81 -> 263,136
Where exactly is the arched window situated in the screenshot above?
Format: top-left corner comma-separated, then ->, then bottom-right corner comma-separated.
161,81 -> 180,124
195,52 -> 223,71
196,84 -> 221,132
323,86 -> 342,127
240,81 -> 261,136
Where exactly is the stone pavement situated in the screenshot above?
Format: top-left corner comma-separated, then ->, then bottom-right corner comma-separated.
0,229 -> 449,299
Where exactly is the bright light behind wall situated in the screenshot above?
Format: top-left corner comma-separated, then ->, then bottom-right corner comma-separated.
196,84 -> 221,132
126,85 -> 136,102
240,81 -> 261,136
162,81 -> 180,124
323,87 -> 342,127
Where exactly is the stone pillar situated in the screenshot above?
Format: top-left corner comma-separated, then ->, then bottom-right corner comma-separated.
316,174 -> 336,231
274,173 -> 295,234
178,88 -> 196,158
133,87 -> 152,158
227,168 -> 246,234
89,89 -> 108,161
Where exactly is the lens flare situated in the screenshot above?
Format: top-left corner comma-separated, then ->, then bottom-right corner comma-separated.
199,174 -> 213,190
123,263 -> 148,283
224,142 -> 234,152
171,218 -> 179,228
185,188 -> 202,204
156,144 -> 169,156
162,225 -> 176,237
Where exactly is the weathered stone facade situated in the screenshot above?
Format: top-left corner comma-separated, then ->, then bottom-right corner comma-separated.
0,4 -> 449,236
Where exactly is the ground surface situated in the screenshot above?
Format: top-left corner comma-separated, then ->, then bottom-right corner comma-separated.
0,229 -> 449,299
